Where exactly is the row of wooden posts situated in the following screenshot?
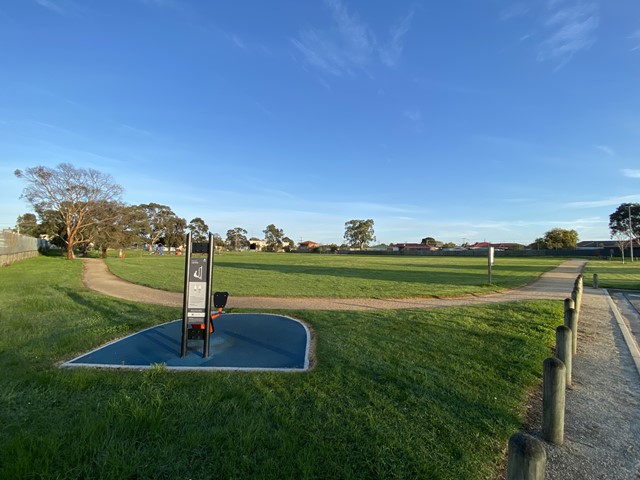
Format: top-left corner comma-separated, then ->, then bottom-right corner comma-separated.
506,274 -> 585,480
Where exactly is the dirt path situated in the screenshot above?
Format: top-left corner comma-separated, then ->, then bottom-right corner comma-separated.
81,258 -> 587,310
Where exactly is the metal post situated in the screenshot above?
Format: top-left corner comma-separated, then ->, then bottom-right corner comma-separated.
203,232 -> 214,358
629,205 -> 635,262
488,246 -> 494,284
181,232 -> 192,358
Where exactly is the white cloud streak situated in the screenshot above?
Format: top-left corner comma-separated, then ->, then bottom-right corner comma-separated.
629,29 -> 640,51
565,194 -> 640,208
537,1 -> 599,65
500,3 -> 530,21
622,169 -> 640,178
595,145 -> 615,156
291,0 -> 413,77
34,0 -> 66,15
379,10 -> 414,67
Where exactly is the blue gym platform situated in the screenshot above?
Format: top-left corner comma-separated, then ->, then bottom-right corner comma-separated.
62,313 -> 311,371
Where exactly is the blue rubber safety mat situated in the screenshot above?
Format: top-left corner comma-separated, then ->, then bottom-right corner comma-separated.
62,313 -> 310,371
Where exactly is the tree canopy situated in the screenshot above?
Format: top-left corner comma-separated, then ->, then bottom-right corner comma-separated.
540,228 -> 579,249
226,227 -> 249,251
263,224 -> 285,252
135,203 -> 185,250
188,217 -> 210,243
16,213 -> 39,237
344,219 -> 375,250
609,203 -> 640,239
15,163 -> 123,259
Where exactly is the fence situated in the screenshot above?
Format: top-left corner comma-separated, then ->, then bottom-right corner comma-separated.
0,230 -> 43,267
335,248 -> 607,257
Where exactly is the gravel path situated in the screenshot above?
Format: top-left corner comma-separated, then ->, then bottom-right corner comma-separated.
81,257 -> 640,478
540,287 -> 640,479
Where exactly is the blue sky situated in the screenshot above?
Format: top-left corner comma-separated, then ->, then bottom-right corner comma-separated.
1,0 -> 639,246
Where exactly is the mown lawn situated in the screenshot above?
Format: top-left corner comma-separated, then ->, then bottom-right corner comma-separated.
104,252 -> 563,298
584,259 -> 640,290
0,256 -> 562,479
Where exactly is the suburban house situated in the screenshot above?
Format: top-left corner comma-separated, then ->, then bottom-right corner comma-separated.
298,240 -> 319,251
578,239 -> 640,249
469,242 -> 520,250
387,243 -> 439,253
249,238 -> 267,251
469,242 -> 491,250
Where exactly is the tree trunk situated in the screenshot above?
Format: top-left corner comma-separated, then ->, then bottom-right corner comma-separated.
66,230 -> 75,260
101,246 -> 108,258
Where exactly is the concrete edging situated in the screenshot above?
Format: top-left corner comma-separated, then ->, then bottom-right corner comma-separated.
604,289 -> 640,376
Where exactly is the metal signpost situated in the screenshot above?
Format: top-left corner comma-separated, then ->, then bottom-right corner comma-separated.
488,246 -> 495,284
181,232 -> 215,357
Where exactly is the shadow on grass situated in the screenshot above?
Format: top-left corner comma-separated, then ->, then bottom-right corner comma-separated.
218,261 -> 491,286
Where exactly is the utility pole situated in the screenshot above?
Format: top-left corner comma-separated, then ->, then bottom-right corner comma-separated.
629,204 -> 635,262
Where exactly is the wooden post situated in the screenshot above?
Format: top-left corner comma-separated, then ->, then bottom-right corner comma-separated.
564,307 -> 578,355
563,297 -> 574,322
593,273 -> 598,289
506,432 -> 547,480
556,325 -> 572,387
542,357 -> 566,445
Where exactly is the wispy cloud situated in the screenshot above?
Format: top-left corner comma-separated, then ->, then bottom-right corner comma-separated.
595,145 -> 615,156
137,0 -> 178,7
500,3 -> 530,21
230,34 -> 247,51
33,0 -> 66,15
403,109 -> 421,122
629,29 -> 640,51
537,1 -> 599,65
622,169 -> 640,178
379,10 -> 414,67
565,194 -> 640,208
291,0 -> 413,77
119,124 -> 154,137
291,0 -> 375,77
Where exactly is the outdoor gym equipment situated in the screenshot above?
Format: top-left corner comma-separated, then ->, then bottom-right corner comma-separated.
180,232 -> 229,358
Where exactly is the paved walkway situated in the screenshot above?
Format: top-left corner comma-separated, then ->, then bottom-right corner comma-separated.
82,258 -> 587,310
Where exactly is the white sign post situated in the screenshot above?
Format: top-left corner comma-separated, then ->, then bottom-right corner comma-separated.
488,246 -> 495,284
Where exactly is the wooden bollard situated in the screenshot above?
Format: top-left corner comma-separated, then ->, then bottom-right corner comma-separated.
556,325 -> 572,387
564,297 -> 574,316
506,432 -> 547,480
542,357 -> 566,445
593,273 -> 598,289
564,307 -> 578,355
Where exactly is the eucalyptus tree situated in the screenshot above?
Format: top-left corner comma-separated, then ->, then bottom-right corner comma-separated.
15,163 -> 123,260
344,219 -> 375,250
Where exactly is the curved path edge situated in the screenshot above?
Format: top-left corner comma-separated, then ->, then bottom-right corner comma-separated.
82,258 -> 587,311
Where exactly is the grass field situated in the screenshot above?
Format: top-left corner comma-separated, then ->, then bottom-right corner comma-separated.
104,252 -> 564,298
584,259 -> 640,290
0,256 -> 563,479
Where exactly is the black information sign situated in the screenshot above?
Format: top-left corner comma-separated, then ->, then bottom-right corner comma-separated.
181,232 -> 214,358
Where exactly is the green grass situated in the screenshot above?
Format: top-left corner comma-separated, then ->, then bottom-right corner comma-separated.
584,259 -> 640,290
104,252 -> 563,298
0,256 -> 562,479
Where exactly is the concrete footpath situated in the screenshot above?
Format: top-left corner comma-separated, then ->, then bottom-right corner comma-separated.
81,258 -> 640,478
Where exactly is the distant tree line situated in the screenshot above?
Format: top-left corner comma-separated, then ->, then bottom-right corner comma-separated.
13,164 -> 304,259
